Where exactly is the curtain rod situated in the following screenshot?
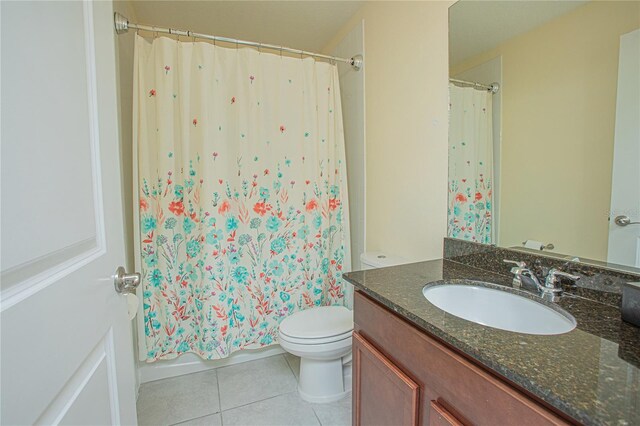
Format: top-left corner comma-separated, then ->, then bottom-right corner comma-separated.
450,78 -> 500,94
114,13 -> 363,71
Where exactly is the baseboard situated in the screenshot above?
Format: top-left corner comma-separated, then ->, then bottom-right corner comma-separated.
138,345 -> 285,384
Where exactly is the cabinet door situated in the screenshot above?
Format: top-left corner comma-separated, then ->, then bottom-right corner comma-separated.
355,292 -> 570,426
353,332 -> 420,426
428,401 -> 464,426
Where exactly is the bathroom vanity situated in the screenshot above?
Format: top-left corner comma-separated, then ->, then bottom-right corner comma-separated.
344,259 -> 640,426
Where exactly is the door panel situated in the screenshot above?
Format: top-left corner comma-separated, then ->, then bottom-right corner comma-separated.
608,29 -> 640,268
353,332 -> 419,426
1,0 -> 101,293
0,1 -> 136,424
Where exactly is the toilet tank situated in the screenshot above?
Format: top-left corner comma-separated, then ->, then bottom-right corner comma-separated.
360,252 -> 407,270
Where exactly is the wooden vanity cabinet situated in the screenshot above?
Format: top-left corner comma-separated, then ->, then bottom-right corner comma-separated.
352,291 -> 573,426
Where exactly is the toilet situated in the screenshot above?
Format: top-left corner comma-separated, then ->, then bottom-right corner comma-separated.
278,252 -> 405,403
279,306 -> 353,403
359,251 -> 406,270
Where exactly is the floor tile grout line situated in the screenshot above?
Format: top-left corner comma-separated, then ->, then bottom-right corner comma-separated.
215,368 -> 224,426
141,365 -> 219,386
169,411 -> 222,426
311,406 -> 323,426
218,355 -> 298,412
139,368 -> 222,426
222,390 -> 301,413
159,403 -> 222,425
283,353 -> 298,378
141,355 -> 305,426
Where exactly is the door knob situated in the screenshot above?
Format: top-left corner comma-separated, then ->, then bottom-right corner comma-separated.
114,266 -> 141,294
614,215 -> 640,227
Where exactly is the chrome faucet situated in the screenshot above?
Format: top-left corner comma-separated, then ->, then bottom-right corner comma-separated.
544,268 -> 581,294
503,260 -> 533,289
504,260 -> 580,296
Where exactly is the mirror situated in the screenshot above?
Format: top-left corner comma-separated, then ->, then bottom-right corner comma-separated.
447,1 -> 640,272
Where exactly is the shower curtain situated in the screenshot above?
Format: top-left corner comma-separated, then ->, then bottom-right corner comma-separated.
133,35 -> 351,361
448,84 -> 494,244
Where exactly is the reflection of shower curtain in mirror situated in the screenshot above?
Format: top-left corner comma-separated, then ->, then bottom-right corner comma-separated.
134,35 -> 351,361
448,84 -> 493,244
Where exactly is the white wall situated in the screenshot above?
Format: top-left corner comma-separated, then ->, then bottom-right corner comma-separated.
112,0 -> 139,390
331,21 -> 366,271
113,0 -> 137,274
324,1 -> 453,263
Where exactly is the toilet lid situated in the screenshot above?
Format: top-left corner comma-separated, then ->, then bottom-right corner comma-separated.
279,306 -> 353,340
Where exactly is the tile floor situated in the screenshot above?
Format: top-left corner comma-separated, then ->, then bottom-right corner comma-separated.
137,354 -> 351,426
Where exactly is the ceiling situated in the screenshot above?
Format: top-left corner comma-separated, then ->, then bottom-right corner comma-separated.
127,1 -> 364,54
449,0 -> 589,67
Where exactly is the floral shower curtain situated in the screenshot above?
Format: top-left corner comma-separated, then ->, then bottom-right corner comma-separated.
134,35 -> 351,361
448,84 -> 494,244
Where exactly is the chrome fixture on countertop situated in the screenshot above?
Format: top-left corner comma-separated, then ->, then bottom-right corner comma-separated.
504,260 -> 580,297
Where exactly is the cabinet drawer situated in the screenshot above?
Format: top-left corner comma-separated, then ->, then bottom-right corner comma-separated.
354,291 -> 571,425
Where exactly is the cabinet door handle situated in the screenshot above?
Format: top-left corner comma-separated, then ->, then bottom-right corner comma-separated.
429,401 -> 464,426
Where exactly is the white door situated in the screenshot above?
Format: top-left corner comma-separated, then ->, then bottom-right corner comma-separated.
1,1 -> 137,425
608,29 -> 640,268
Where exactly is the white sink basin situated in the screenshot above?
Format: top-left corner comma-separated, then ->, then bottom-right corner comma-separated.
422,284 -> 576,335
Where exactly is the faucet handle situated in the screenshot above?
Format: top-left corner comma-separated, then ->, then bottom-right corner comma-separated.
545,268 -> 580,288
504,260 -> 529,278
504,259 -> 526,268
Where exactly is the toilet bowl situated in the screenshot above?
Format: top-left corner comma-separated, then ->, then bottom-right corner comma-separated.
278,306 -> 353,403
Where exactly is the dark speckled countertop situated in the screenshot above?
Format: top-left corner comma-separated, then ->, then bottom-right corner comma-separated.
344,259 -> 640,426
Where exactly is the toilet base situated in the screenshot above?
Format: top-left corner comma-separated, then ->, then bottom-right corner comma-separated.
297,357 -> 350,403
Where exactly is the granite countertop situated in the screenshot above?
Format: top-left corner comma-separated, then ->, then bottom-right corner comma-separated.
344,259 -> 640,426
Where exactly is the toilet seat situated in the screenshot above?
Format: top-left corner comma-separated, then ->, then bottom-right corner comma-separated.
279,329 -> 352,345
279,306 -> 353,344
